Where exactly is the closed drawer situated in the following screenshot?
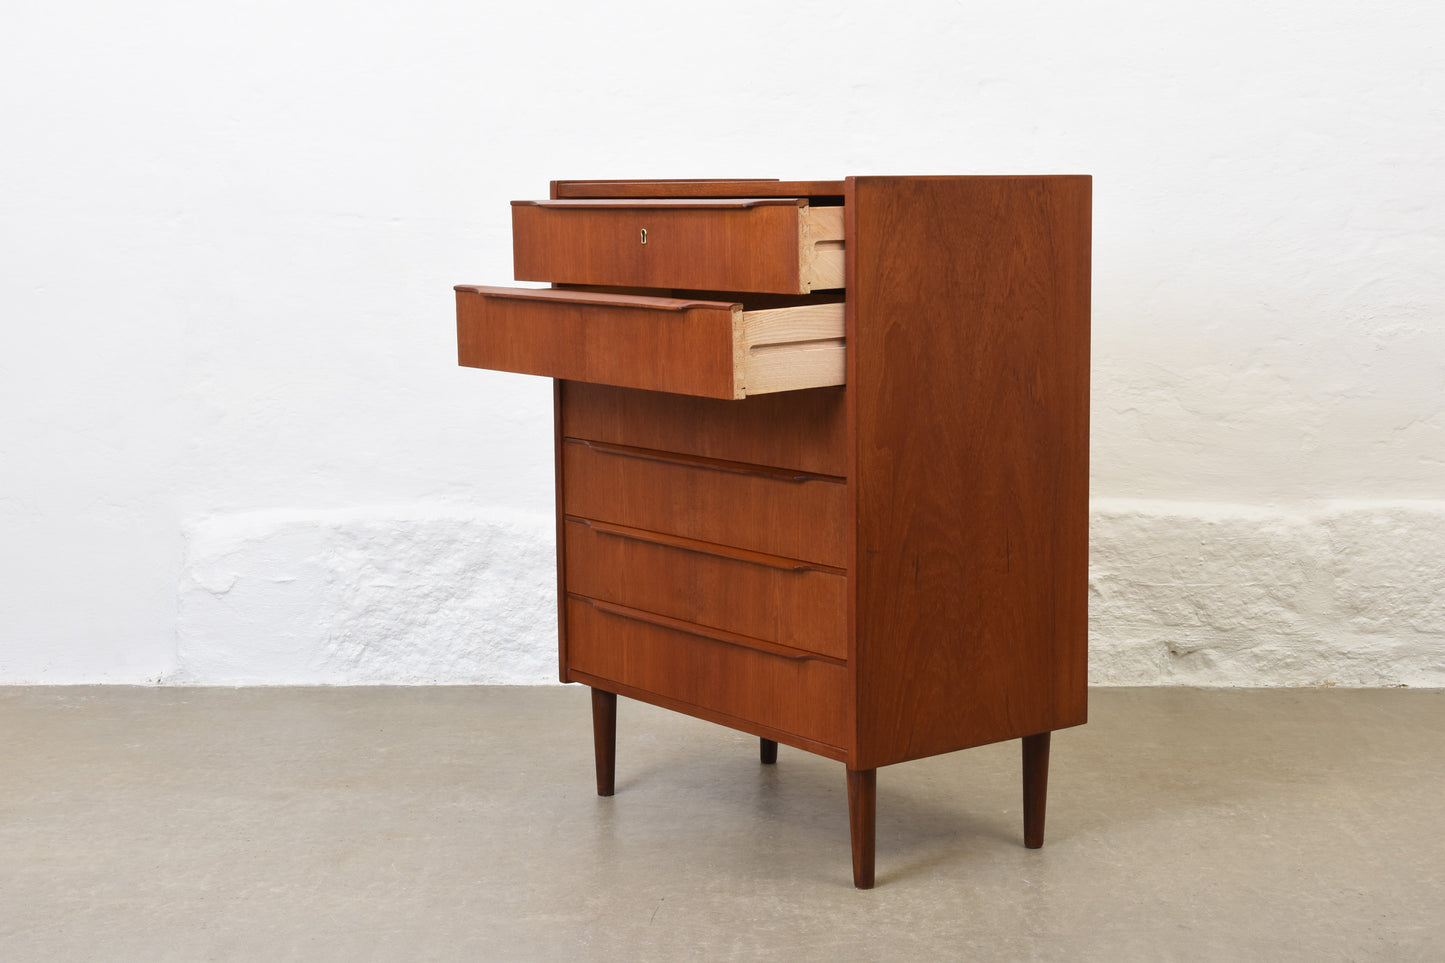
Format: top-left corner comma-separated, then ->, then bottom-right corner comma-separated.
512,198 -> 844,294
456,286 -> 844,400
562,438 -> 847,567
564,517 -> 846,660
561,382 -> 847,477
565,596 -> 848,749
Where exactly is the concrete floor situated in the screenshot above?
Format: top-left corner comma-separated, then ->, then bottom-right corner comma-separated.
0,687 -> 1440,961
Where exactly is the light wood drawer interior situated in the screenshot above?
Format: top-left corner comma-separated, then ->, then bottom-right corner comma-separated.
565,597 -> 848,749
456,286 -> 843,400
562,438 -> 847,568
564,517 -> 846,660
512,198 -> 844,295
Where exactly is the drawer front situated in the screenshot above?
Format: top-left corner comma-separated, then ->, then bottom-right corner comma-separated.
512,198 -> 843,294
564,517 -> 846,660
457,286 -> 844,400
457,286 -> 736,398
562,438 -> 847,567
565,597 -> 848,749
561,382 -> 847,477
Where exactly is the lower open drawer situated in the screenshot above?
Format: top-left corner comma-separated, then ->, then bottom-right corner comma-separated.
456,286 -> 844,400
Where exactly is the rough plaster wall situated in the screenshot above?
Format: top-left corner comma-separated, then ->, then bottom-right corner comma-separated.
175,509 -> 556,684
2,0 -> 1442,684
1090,502 -> 1445,686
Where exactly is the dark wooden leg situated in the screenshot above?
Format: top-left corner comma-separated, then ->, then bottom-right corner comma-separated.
1023,731 -> 1051,848
846,767 -> 877,889
592,688 -> 617,797
760,738 -> 778,765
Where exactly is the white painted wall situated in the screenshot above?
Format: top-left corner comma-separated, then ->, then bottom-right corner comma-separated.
2,0 -> 1440,685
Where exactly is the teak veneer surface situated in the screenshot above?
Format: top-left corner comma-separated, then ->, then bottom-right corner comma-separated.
561,438 -> 847,569
457,286 -> 739,398
552,178 -> 847,199
565,597 -> 849,749
564,517 -> 847,660
561,383 -> 847,477
457,287 -> 844,400
513,200 -> 836,294
847,175 -> 1091,768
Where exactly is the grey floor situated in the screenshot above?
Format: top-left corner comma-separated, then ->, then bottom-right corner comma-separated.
1,687 -> 1441,961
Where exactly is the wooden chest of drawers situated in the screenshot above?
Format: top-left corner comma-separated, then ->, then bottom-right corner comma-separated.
455,175 -> 1091,887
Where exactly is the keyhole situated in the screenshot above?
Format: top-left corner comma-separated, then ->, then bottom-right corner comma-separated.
640,228 -> 648,245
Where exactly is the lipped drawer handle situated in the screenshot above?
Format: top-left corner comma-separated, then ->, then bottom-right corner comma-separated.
564,438 -> 845,485
571,595 -> 844,666
567,516 -> 844,575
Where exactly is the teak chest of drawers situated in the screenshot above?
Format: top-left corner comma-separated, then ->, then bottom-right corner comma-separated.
455,175 -> 1091,888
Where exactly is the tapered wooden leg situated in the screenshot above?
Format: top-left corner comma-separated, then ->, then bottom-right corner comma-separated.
1023,731 -> 1051,848
846,767 -> 876,889
591,688 -> 617,797
760,738 -> 778,765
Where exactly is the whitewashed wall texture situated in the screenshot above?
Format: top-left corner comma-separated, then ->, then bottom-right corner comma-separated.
1,1 -> 1441,685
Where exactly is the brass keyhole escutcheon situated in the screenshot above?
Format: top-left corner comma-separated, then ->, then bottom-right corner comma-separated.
640,228 -> 647,245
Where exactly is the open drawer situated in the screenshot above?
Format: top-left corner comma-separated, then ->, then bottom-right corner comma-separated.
511,198 -> 844,294
455,286 -> 844,400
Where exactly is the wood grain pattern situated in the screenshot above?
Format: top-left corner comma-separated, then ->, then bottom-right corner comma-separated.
563,516 -> 847,659
561,382 -> 847,476
457,286 -> 739,398
848,175 -> 1092,769
739,302 -> 844,344
800,206 -> 846,289
740,302 -> 846,393
578,597 -> 838,665
459,285 -> 724,310
513,200 -> 815,293
562,438 -> 847,567
457,287 -> 843,399
553,179 -> 846,199
565,597 -> 848,749
744,342 -> 845,397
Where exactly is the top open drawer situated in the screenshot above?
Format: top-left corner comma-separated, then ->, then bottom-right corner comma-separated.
511,198 -> 844,295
